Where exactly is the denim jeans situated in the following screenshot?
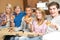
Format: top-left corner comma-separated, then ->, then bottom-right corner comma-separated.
19,36 -> 28,40
28,36 -> 42,40
0,25 -> 10,29
10,36 -> 27,40
10,36 -> 42,40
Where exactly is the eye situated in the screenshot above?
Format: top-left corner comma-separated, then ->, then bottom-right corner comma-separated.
49,8 -> 52,10
53,8 -> 55,10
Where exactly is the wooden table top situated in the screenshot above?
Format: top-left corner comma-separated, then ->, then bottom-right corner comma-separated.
0,28 -> 38,40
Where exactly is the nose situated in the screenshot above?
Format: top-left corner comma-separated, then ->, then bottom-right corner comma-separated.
51,9 -> 54,12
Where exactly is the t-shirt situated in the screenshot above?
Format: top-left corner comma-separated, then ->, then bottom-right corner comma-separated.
32,20 -> 47,33
43,15 -> 60,40
0,13 -> 6,26
46,15 -> 60,31
51,15 -> 60,31
14,11 -> 26,27
43,31 -> 60,40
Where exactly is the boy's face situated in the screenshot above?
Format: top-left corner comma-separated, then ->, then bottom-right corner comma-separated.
26,8 -> 32,16
49,5 -> 58,17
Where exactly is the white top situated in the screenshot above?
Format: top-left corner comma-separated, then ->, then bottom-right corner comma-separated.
43,15 -> 60,40
51,15 -> 60,31
43,31 -> 60,40
46,15 -> 60,31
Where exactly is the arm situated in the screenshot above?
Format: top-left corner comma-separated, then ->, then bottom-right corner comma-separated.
10,15 -> 15,27
19,17 -> 25,31
50,23 -> 58,30
29,23 -> 34,32
2,20 -> 7,26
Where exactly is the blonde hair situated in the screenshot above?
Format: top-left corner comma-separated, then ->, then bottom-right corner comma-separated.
36,8 -> 46,25
5,3 -> 13,14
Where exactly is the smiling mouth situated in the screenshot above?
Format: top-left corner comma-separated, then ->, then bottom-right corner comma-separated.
50,13 -> 54,15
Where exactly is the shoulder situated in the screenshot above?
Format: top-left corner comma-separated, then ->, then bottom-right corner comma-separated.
57,15 -> 60,18
20,11 -> 26,14
52,15 -> 60,21
22,16 -> 25,20
44,20 -> 48,23
32,19 -> 37,24
43,20 -> 51,26
11,13 -> 15,17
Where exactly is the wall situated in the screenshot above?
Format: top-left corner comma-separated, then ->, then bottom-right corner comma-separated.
49,0 -> 60,4
0,0 -> 24,13
0,0 -> 49,13
27,0 -> 49,8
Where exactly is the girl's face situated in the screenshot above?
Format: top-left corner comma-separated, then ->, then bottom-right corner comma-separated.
14,6 -> 20,14
36,10 -> 42,19
5,6 -> 11,13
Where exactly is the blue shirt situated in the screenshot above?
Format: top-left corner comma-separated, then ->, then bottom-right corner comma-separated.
14,11 -> 26,27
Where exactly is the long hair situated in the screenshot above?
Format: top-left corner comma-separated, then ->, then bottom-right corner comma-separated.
36,8 -> 46,25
